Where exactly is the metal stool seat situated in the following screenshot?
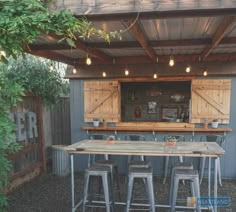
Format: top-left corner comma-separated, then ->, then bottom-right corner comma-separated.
82,165 -> 115,212
94,159 -> 121,201
128,160 -> 151,168
170,169 -> 201,212
169,161 -> 194,205
126,166 -> 155,212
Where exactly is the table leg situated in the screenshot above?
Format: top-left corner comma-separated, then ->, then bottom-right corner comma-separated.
70,154 -> 75,212
214,157 -> 218,212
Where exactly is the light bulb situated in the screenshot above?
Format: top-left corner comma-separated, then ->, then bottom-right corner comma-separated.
125,69 -> 129,76
86,56 -> 91,65
153,74 -> 157,79
186,65 -> 191,73
72,68 -> 77,74
169,56 -> 174,67
102,72 -> 106,77
203,71 -> 208,76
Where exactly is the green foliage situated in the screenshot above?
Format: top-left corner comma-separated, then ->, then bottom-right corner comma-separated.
0,0 -> 121,59
0,71 -> 23,210
1,55 -> 69,106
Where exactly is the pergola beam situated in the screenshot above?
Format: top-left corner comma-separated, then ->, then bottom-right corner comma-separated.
124,19 -> 156,62
201,16 -> 236,60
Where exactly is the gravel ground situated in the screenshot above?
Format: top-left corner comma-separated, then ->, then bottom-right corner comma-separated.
7,171 -> 236,212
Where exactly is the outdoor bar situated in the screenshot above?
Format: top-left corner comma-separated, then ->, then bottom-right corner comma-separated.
25,0 -> 236,211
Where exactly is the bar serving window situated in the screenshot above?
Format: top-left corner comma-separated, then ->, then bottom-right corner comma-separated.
120,81 -> 191,122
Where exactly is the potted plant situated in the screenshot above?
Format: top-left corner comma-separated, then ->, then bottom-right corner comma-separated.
211,119 -> 219,128
102,118 -> 107,128
166,136 -> 177,146
93,118 -> 100,127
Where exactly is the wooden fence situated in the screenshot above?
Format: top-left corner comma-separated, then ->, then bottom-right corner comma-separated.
6,96 -> 71,192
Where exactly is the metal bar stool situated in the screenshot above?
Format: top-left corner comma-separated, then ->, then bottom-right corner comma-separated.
170,169 -> 201,212
163,135 -> 185,184
126,166 -> 155,212
82,165 -> 115,212
169,161 -> 194,205
89,134 -> 121,200
125,134 -> 150,168
199,135 -> 224,186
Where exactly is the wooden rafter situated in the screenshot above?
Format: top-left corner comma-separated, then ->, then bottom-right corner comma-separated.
27,50 -> 74,65
201,16 -> 236,60
124,19 -> 156,61
30,36 -> 236,51
46,33 -> 112,62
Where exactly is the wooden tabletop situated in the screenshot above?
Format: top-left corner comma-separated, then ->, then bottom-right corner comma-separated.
65,140 -> 225,157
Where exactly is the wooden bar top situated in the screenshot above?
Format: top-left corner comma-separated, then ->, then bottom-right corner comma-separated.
65,140 -> 225,157
81,126 -> 232,133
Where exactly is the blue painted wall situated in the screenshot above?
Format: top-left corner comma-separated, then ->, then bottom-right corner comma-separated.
70,78 -> 236,178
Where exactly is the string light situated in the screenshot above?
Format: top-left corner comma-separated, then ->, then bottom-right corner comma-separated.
125,66 -> 129,76
186,65 -> 191,73
203,70 -> 208,76
86,54 -> 91,65
169,49 -> 175,67
72,68 -> 77,74
153,73 -> 158,79
102,72 -> 106,77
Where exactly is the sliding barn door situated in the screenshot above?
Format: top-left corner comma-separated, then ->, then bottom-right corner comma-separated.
84,80 -> 120,122
191,79 -> 231,124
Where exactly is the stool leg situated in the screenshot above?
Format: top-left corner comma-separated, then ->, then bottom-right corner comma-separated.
171,175 -> 180,212
82,173 -> 90,212
163,156 -> 169,184
217,158 -> 223,186
199,157 -> 206,184
102,174 -> 111,212
114,166 -> 121,201
193,177 -> 201,212
147,175 -> 155,212
126,175 -> 134,212
108,172 -> 115,212
169,168 -> 175,205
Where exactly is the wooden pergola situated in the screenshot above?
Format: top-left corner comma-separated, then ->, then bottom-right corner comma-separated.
29,1 -> 236,77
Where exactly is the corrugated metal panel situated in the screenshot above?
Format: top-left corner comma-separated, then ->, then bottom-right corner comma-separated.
54,50 -> 84,58
142,17 -> 222,40
213,44 -> 236,53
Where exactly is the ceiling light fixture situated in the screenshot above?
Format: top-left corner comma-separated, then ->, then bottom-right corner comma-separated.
86,54 -> 92,65
102,72 -> 106,77
153,73 -> 158,79
125,65 -> 129,76
203,70 -> 208,76
169,49 -> 174,67
186,65 -> 191,73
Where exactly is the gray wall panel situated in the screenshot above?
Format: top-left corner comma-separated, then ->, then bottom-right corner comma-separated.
69,77 -> 236,178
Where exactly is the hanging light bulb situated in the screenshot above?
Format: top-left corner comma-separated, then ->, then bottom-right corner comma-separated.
102,72 -> 106,77
72,68 -> 77,74
186,65 -> 191,73
153,73 -> 158,79
125,67 -> 129,76
86,54 -> 92,65
169,55 -> 174,67
203,70 -> 208,76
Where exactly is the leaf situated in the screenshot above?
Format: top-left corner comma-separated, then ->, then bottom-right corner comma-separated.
65,38 -> 75,47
